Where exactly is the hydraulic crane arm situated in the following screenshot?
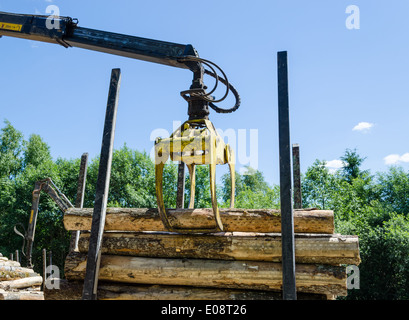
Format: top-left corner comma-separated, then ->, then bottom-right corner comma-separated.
0,11 -> 240,118
0,11 -> 198,71
14,178 -> 73,268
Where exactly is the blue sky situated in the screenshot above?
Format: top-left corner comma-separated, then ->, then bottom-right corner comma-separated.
1,0 -> 409,186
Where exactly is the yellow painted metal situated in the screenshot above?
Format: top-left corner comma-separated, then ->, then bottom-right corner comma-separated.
154,119 -> 235,233
0,22 -> 22,32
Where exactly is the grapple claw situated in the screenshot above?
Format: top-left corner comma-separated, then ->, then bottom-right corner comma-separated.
154,119 -> 235,233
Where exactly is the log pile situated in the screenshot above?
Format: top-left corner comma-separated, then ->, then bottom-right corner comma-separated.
0,253 -> 44,300
62,207 -> 360,300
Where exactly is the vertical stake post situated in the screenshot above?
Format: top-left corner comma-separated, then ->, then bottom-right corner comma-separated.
176,162 -> 185,208
277,51 -> 297,300
82,68 -> 121,300
70,152 -> 89,252
292,144 -> 302,209
48,251 -> 52,270
42,248 -> 46,291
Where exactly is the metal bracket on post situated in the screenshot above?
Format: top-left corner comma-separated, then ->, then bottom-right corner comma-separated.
277,51 -> 297,300
82,68 -> 121,300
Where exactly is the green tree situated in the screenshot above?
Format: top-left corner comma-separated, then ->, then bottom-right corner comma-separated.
108,145 -> 156,208
82,146 -> 178,209
220,167 -> 279,209
340,148 -> 368,183
375,166 -> 409,215
301,160 -> 338,209
184,165 -> 212,208
22,134 -> 52,168
0,120 -> 23,178
302,149 -> 409,300
338,208 -> 409,300
0,124 -> 70,273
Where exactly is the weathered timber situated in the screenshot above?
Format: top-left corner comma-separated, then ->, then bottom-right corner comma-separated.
0,290 -> 44,300
0,276 -> 43,290
64,207 -> 334,234
44,279 -> 328,300
0,260 -> 21,267
96,284 -> 328,300
64,252 -> 347,296
0,266 -> 38,281
0,266 -> 33,272
77,232 -> 360,265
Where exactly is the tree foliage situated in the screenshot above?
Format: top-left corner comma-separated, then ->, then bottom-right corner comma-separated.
220,166 -> 280,209
302,148 -> 409,299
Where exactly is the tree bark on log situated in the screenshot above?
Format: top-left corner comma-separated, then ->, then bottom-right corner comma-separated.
77,232 -> 360,265
64,252 -> 347,296
96,284 -> 330,300
0,266 -> 38,281
64,207 -> 334,234
44,279 -> 329,300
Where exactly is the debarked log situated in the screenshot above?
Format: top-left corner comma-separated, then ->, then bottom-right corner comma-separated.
97,283 -> 330,300
0,290 -> 44,300
0,276 -> 43,290
77,232 -> 360,265
0,260 -> 21,267
44,280 -> 328,300
64,207 -> 334,234
64,252 -> 347,296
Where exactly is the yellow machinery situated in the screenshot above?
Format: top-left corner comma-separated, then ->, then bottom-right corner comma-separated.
155,118 -> 235,233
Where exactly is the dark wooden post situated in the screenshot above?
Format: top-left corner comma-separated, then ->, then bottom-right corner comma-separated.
277,51 -> 297,300
70,152 -> 89,252
42,248 -> 46,291
176,162 -> 185,208
48,250 -> 52,269
82,69 -> 121,300
292,144 -> 302,209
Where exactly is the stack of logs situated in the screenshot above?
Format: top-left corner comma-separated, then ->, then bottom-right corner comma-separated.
62,207 -> 360,300
0,253 -> 44,300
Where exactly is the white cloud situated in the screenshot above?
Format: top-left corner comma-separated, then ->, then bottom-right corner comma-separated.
325,159 -> 345,173
325,160 -> 345,169
352,122 -> 374,132
384,153 -> 409,165
401,153 -> 409,162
